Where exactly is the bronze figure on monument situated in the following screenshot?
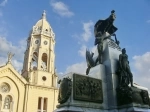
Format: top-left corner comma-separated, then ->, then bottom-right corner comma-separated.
118,48 -> 133,87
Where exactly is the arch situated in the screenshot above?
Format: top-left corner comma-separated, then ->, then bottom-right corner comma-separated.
3,95 -> 12,109
41,53 -> 47,71
31,52 -> 38,70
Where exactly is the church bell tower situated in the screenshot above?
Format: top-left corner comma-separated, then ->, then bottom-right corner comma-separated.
22,11 -> 57,87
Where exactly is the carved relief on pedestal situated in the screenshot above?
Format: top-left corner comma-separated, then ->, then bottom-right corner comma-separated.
58,77 -> 72,104
73,74 -> 103,103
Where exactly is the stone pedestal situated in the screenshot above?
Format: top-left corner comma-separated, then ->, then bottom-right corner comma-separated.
55,72 -> 106,112
54,38 -> 150,112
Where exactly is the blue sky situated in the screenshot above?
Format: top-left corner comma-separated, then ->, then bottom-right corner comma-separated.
0,0 -> 150,89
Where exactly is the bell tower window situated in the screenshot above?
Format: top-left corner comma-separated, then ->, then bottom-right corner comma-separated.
41,53 -> 47,71
32,52 -> 38,70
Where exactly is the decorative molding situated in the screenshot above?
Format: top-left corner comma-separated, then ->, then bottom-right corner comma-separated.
58,77 -> 72,104
0,82 -> 10,93
27,84 -> 58,91
0,68 -> 26,85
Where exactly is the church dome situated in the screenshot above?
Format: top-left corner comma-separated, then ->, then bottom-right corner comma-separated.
31,11 -> 55,38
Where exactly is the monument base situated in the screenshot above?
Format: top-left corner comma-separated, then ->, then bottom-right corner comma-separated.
55,106 -> 117,112
118,103 -> 150,112
55,104 -> 150,112
54,72 -> 150,112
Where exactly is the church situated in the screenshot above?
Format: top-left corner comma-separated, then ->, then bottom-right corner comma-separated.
0,11 -> 58,112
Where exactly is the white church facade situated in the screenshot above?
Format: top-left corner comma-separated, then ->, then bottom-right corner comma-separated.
0,11 -> 58,112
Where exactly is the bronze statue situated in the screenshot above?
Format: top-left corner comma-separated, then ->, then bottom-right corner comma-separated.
95,38 -> 103,64
86,10 -> 119,74
118,48 -> 133,87
94,10 -> 118,64
94,10 -> 118,45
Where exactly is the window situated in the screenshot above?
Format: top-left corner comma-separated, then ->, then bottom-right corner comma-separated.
41,53 -> 47,71
37,97 -> 48,112
43,98 -> 47,112
38,97 -> 41,110
32,52 -> 38,70
3,95 -> 12,109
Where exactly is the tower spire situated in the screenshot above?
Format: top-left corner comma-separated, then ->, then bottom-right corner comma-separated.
42,10 -> 46,19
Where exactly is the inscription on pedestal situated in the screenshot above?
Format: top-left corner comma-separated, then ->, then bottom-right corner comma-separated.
73,74 -> 103,103
108,40 -> 121,51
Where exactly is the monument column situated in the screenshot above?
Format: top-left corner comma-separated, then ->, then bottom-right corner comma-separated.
103,38 -> 121,109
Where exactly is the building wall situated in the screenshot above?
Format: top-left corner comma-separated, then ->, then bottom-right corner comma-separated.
0,12 -> 59,112
0,65 -> 26,112
0,65 -> 59,112
25,85 -> 58,112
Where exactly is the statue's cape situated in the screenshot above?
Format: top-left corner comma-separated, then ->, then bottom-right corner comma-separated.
94,19 -> 118,37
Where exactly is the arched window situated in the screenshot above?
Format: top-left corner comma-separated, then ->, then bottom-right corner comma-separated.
41,53 -> 47,71
32,52 -> 38,70
3,95 -> 12,109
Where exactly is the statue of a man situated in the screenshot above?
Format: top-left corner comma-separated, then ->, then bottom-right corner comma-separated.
95,38 -> 103,64
119,48 -> 133,87
94,10 -> 118,64
94,10 -> 117,39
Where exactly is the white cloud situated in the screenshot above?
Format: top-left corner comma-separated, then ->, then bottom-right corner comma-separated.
77,21 -> 95,57
0,37 -> 26,60
0,56 -> 23,73
78,45 -> 86,57
78,45 -> 96,58
0,37 -> 26,72
81,21 -> 94,42
65,62 -> 87,74
12,59 -> 23,73
90,46 -> 97,53
132,52 -> 150,90
0,56 -> 7,66
72,21 -> 94,43
147,20 -> 150,23
0,0 -> 7,6
64,21 -> 94,76
50,1 -> 74,17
